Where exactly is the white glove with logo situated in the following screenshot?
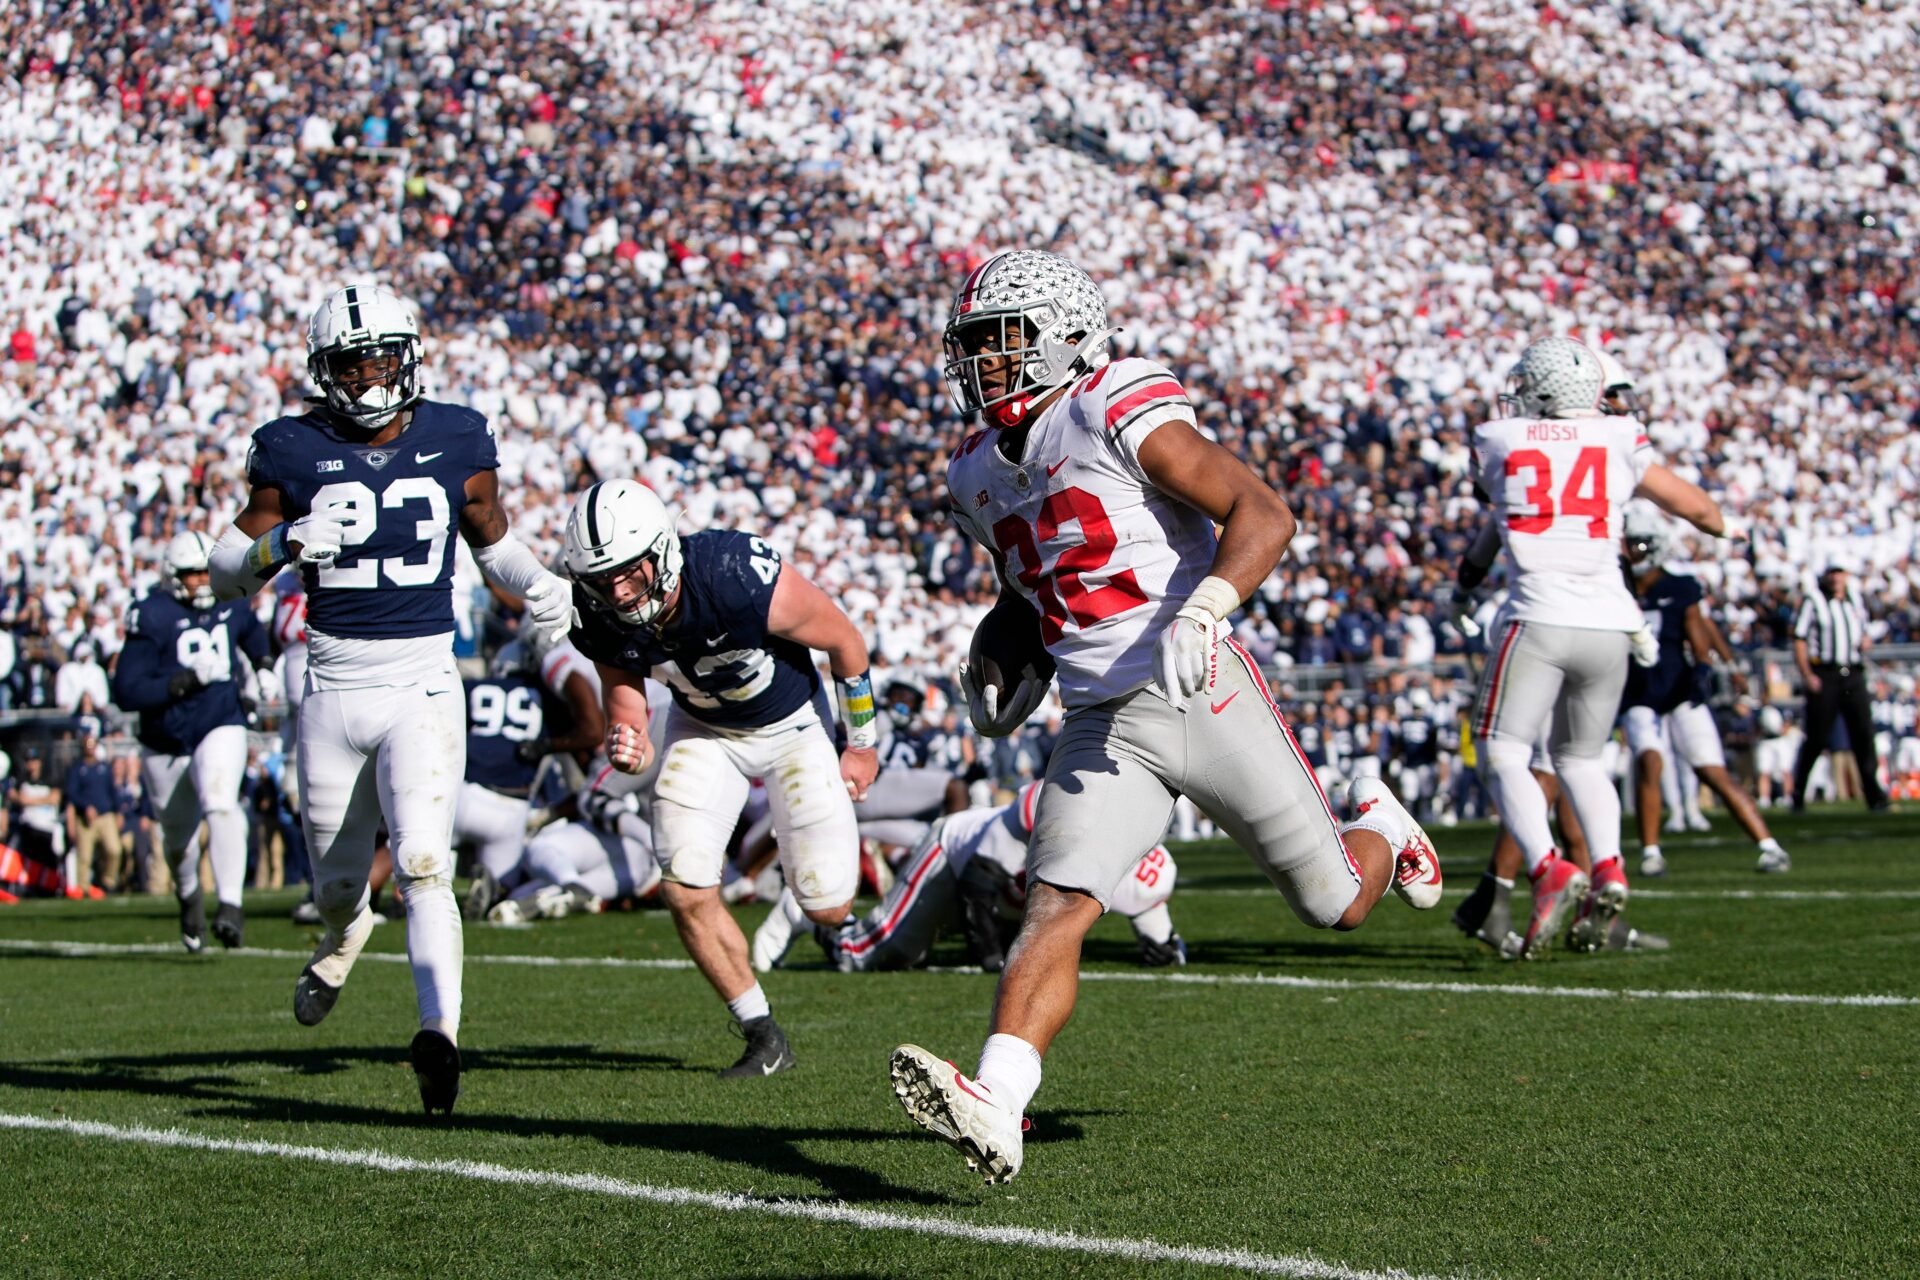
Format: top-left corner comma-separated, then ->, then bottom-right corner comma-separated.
522,571 -> 576,646
1151,608 -> 1217,711
1629,624 -> 1660,668
957,657 -> 1049,738
288,507 -> 355,566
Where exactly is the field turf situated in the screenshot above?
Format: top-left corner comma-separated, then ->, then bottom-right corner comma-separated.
0,807 -> 1915,1278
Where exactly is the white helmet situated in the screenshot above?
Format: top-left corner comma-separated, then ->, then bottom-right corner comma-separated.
165,530 -> 216,609
1622,504 -> 1669,565
306,281 -> 422,429
1498,336 -> 1605,420
1595,349 -> 1643,418
562,479 -> 683,628
942,250 -> 1118,429
1758,705 -> 1785,736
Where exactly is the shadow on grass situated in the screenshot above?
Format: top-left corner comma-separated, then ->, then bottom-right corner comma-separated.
1079,936 -> 1463,969
0,1049 -> 1124,1205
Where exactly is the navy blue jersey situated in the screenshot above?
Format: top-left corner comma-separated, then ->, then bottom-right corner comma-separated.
110,591 -> 269,755
882,725 -> 934,771
1397,715 -> 1440,767
463,673 -> 561,795
1295,720 -> 1326,768
246,400 -> 497,640
1623,569 -> 1704,714
570,529 -> 820,730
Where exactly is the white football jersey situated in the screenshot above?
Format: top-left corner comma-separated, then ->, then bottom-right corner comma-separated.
946,358 -> 1218,707
1473,414 -> 1654,631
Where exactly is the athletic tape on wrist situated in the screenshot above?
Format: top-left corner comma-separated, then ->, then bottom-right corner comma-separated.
1184,574 -> 1242,623
838,672 -> 878,750
245,526 -> 288,577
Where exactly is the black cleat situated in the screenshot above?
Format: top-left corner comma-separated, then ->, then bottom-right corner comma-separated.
719,1016 -> 795,1078
293,966 -> 342,1027
410,1029 -> 462,1116
179,891 -> 206,954
462,868 -> 501,922
212,903 -> 245,949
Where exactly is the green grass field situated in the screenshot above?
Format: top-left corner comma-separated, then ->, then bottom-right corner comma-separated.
1,808 -> 1915,1279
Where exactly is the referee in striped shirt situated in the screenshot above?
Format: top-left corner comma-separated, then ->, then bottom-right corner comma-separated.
1791,565 -> 1890,812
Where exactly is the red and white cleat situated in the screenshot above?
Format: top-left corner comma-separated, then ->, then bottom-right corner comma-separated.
1567,856 -> 1630,953
1350,777 -> 1443,909
889,1044 -> 1024,1185
1522,852 -> 1590,960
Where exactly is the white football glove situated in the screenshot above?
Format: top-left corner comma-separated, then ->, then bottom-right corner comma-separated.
1629,624 -> 1660,668
1151,608 -> 1217,711
522,571 -> 576,646
957,658 -> 1048,738
1449,595 -> 1481,640
288,507 -> 355,566
188,650 -> 230,685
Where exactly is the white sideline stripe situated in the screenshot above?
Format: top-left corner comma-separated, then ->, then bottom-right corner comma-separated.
1180,887 -> 1920,902
0,938 -> 695,971
3,938 -> 1911,1008
0,1113 -> 1432,1280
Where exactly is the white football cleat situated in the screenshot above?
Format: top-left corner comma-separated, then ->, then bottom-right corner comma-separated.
1639,848 -> 1668,878
749,890 -> 800,973
1755,846 -> 1791,874
1349,777 -> 1443,909
1686,813 -> 1712,833
889,1044 -> 1024,1185
487,897 -> 531,925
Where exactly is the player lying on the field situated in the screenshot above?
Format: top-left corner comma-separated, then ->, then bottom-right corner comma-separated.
483,817 -> 662,925
208,281 -> 576,1116
565,479 -> 879,1078
751,784 -> 1185,974
1618,509 -> 1790,876
889,250 -> 1444,1185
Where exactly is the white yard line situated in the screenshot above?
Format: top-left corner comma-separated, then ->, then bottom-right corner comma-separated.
1179,887 -> 1920,901
0,1112 -> 1433,1280
1,938 -> 1911,1008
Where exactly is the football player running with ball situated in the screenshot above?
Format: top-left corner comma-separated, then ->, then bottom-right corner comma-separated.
209,282 -> 575,1116
563,479 -> 878,1077
889,250 -> 1444,1184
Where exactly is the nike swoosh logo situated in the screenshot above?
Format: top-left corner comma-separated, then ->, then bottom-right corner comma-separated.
1046,458 -> 1068,477
761,1058 -> 784,1075
415,451 -> 443,464
705,633 -> 729,648
1209,691 -> 1239,715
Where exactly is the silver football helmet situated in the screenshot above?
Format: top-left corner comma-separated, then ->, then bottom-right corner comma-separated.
562,479 -> 682,628
942,250 -> 1118,429
1622,504 -> 1669,566
1595,349 -> 1644,418
306,281 -> 422,429
1498,336 -> 1605,420
165,530 -> 217,609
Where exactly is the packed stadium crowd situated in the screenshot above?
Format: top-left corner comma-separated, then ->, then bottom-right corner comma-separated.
1,0 -> 1917,891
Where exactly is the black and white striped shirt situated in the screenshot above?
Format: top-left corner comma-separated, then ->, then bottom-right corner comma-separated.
1793,588 -> 1869,665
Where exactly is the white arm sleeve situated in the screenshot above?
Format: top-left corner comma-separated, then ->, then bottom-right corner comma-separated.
210,524 -> 272,602
471,532 -> 551,597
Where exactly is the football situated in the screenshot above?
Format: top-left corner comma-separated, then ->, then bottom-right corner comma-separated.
970,594 -> 1056,696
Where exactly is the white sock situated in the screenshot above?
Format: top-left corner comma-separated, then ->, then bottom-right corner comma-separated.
779,888 -> 808,927
727,983 -> 771,1024
975,1033 -> 1043,1117
1758,837 -> 1782,854
1341,798 -> 1408,851
205,809 -> 249,908
400,879 -> 464,1041
309,903 -> 376,988
1492,876 -> 1515,891
1129,902 -> 1174,945
1643,844 -> 1662,860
